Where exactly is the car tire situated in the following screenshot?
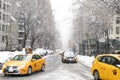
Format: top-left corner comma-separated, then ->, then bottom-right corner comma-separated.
93,70 -> 100,80
41,64 -> 45,71
62,59 -> 64,63
4,73 -> 7,76
28,67 -> 32,75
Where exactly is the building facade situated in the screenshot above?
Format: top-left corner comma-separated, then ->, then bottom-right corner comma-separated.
0,0 -> 10,50
109,11 -> 120,41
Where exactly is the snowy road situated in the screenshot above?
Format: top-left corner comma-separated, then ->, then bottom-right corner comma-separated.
0,54 -> 93,80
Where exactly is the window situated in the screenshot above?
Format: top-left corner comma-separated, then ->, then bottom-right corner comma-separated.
19,25 -> 24,30
2,35 -> 5,42
18,40 -> 22,44
2,24 -> 5,31
99,56 -> 111,64
98,56 -> 103,62
0,0 -> 2,9
116,27 -> 120,34
3,14 -> 5,22
0,24 -> 1,31
110,57 -> 120,66
3,3 -> 6,11
116,17 -> 120,24
35,55 -> 41,60
18,33 -> 24,38
0,12 -> 1,19
32,55 -> 37,60
116,37 -> 119,40
110,28 -> 113,34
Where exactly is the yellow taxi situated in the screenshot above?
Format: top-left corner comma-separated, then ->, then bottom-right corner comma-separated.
2,54 -> 45,76
91,54 -> 120,80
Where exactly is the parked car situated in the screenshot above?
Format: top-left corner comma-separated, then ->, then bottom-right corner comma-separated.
47,50 -> 54,55
35,48 -> 47,57
91,54 -> 120,80
2,54 -> 45,76
61,51 -> 77,63
0,62 -> 3,70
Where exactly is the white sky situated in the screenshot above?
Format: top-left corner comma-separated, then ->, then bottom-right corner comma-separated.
50,0 -> 73,49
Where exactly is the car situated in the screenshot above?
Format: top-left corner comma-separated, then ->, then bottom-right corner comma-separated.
35,48 -> 47,57
2,54 -> 45,76
91,54 -> 120,80
61,51 -> 77,63
0,62 -> 3,69
47,50 -> 54,55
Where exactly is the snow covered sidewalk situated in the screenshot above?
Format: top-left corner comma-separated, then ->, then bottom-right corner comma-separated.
77,55 -> 95,68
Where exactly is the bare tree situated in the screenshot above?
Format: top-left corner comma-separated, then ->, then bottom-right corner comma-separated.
9,0 -> 58,50
72,0 -> 113,55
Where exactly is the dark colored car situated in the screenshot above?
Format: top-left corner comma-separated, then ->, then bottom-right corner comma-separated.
0,62 -> 3,70
61,51 -> 77,63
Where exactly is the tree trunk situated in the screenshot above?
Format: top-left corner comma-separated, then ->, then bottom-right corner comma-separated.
106,32 -> 110,53
95,39 -> 100,55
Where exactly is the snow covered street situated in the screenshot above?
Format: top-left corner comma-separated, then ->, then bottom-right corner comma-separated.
0,52 -> 94,80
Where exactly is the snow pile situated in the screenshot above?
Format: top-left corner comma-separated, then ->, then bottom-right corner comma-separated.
77,55 -> 95,68
0,50 -> 25,63
0,51 -> 14,63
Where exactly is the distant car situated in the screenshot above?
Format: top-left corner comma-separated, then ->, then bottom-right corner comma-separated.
61,51 -> 77,63
91,54 -> 120,80
0,62 -> 3,69
2,54 -> 45,76
35,48 -> 48,57
47,50 -> 54,55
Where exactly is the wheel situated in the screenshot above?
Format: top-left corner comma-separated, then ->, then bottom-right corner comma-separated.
4,73 -> 7,76
41,64 -> 45,71
28,67 -> 32,75
62,59 -> 64,63
93,70 -> 100,80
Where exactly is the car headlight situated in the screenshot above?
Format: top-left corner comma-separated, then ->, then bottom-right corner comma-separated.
63,57 -> 66,59
2,64 -> 6,68
74,57 -> 77,60
19,64 -> 26,69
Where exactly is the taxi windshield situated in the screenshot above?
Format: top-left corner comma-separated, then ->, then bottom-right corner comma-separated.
11,55 -> 31,61
64,51 -> 75,57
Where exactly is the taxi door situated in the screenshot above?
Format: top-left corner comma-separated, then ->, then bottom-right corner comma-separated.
97,56 -> 110,79
35,55 -> 43,71
31,55 -> 38,72
106,57 -> 120,80
107,66 -> 120,80
98,62 -> 109,79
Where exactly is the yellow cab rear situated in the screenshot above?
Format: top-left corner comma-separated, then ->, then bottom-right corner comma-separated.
91,54 -> 120,80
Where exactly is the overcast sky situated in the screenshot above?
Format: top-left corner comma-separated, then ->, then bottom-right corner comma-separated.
50,0 -> 73,49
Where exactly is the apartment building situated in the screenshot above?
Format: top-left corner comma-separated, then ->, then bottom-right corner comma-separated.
109,11 -> 120,41
0,0 -> 11,50
17,14 -> 31,50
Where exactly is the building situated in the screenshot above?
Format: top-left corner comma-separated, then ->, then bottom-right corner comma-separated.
17,13 -> 31,50
109,10 -> 120,41
0,0 -> 11,50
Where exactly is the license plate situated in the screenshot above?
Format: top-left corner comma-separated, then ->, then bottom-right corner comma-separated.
9,67 -> 13,72
69,59 -> 73,61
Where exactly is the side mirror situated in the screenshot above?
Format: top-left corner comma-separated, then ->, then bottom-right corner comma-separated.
59,52 -> 64,55
59,53 -> 63,55
31,59 -> 36,62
